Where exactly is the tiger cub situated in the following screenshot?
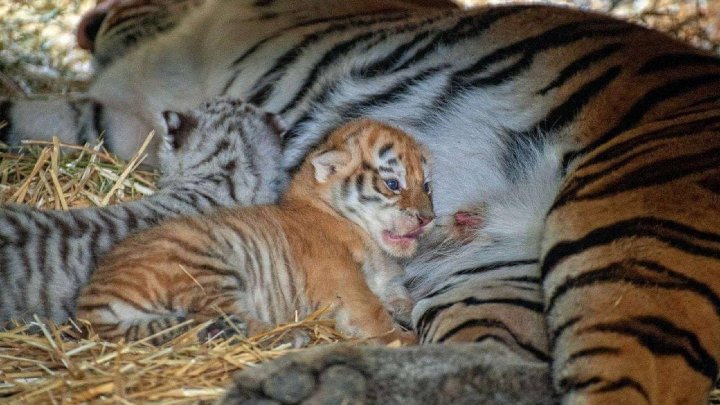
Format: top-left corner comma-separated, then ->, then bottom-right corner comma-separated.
0,98 -> 285,325
77,119 -> 434,344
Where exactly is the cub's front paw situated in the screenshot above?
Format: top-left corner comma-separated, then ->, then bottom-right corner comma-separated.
387,297 -> 414,329
198,315 -> 248,342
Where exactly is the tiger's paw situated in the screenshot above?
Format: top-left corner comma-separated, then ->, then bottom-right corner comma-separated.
219,343 -> 556,405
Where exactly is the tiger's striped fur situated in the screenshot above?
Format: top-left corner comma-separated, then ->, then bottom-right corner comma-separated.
76,119 -> 433,345
0,98 -> 285,325
3,0 -> 720,402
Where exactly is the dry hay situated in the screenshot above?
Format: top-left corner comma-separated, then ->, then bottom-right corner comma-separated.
0,136 -> 157,210
0,313 -> 349,404
2,0 -> 720,404
0,0 -> 94,96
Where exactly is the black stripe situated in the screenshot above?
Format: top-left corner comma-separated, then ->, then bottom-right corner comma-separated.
354,173 -> 365,195
554,122 -> 720,210
638,52 -> 720,75
0,100 -> 13,143
2,212 -> 30,246
558,375 -> 649,402
356,173 -> 382,203
659,104 -> 720,121
558,145 -> 720,207
283,65 -> 445,157
91,102 -> 104,141
95,209 -> 121,244
584,316 -> 717,380
222,172 -> 238,202
40,236 -> 53,319
248,12 -> 410,106
127,324 -> 140,342
76,303 -> 114,313
575,115 -> 720,172
559,376 -> 602,392
529,66 -> 622,135
454,20 -> 631,82
437,318 -> 550,362
547,259 -> 720,318
185,139 -> 231,172
418,297 -> 544,336
550,316 -> 581,349
555,144 -> 662,209
226,8 -> 415,94
280,42 -> 449,149
575,73 -> 720,158
698,176 -> 720,195
391,6 -> 527,73
279,15 -> 445,115
88,289 -> 165,314
189,188 -> 221,207
338,66 -> 445,118
541,217 -> 720,280
498,276 -> 541,283
538,42 -> 624,95
163,236 -> 223,261
359,29 -> 436,76
121,205 -> 140,230
593,377 -> 650,402
378,142 -> 394,158
451,259 -> 538,277
564,346 -> 621,366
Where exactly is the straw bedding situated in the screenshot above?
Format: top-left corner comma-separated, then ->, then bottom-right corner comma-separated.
0,313 -> 346,404
1,0 -> 719,403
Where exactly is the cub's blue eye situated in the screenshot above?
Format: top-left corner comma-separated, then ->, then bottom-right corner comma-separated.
384,178 -> 400,191
424,181 -> 431,193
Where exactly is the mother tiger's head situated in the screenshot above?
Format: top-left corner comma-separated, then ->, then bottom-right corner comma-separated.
290,118 -> 435,258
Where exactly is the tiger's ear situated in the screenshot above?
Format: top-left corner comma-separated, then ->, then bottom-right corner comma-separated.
312,149 -> 351,183
162,110 -> 198,150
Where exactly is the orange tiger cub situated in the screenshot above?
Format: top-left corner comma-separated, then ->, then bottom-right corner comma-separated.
77,119 -> 434,345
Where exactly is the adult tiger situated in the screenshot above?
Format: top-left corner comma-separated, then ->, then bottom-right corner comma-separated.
3,0 -> 720,403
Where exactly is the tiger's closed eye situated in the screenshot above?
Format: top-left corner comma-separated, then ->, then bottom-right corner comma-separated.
384,178 -> 400,191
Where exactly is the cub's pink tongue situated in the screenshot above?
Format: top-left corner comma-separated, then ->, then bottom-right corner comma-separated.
382,231 -> 417,252
384,230 -> 411,241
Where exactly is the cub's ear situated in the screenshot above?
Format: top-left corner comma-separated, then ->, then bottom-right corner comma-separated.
162,110 -> 198,150
311,149 -> 351,183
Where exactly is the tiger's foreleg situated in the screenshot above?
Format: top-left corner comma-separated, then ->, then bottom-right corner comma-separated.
220,343 -> 555,404
542,119 -> 720,404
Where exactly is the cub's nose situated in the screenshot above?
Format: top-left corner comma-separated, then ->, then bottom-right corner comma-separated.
417,213 -> 435,227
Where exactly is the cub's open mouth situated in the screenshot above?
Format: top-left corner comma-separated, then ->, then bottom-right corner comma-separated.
382,227 -> 424,243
